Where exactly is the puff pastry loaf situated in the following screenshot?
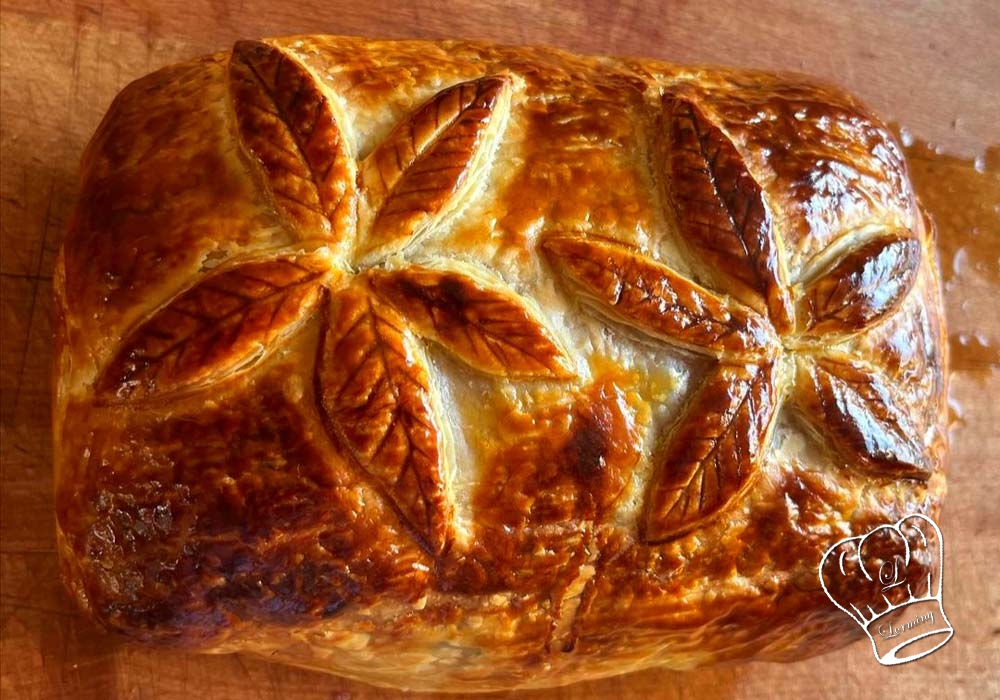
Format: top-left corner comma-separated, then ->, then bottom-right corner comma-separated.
54,36 -> 949,691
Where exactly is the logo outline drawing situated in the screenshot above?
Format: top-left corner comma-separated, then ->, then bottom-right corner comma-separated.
819,513 -> 954,666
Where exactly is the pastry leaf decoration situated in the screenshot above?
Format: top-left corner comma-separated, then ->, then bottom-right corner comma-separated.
797,234 -> 921,335
542,234 -> 773,358
230,40 -> 356,241
538,95 -> 933,542
357,75 -> 513,261
214,61 -> 559,552
317,286 -> 452,553
543,233 -> 780,541
644,362 -> 777,542
665,97 -> 793,331
308,70 -> 565,551
793,355 -> 930,479
369,264 -> 573,378
98,257 -> 325,401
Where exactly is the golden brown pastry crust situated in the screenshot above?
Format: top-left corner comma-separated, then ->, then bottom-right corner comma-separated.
54,36 -> 948,691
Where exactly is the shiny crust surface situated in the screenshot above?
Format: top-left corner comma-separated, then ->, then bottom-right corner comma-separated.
54,36 -> 948,692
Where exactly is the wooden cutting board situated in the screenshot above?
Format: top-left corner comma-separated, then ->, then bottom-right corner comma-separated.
2,2 -> 998,698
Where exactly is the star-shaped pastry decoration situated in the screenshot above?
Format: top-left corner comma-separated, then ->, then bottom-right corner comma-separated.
95,41 -> 574,555
542,96 -> 930,544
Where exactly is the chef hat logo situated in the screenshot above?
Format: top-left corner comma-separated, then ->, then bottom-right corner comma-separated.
820,514 -> 953,665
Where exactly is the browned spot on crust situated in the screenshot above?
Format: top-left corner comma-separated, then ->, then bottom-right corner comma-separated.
56,387 -> 430,641
475,378 -> 642,528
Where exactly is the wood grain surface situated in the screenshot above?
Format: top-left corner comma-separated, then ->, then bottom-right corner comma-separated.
1,1 -> 998,698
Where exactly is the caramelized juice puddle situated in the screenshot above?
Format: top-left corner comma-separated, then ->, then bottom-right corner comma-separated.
902,138 -> 999,365
896,132 -> 999,432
